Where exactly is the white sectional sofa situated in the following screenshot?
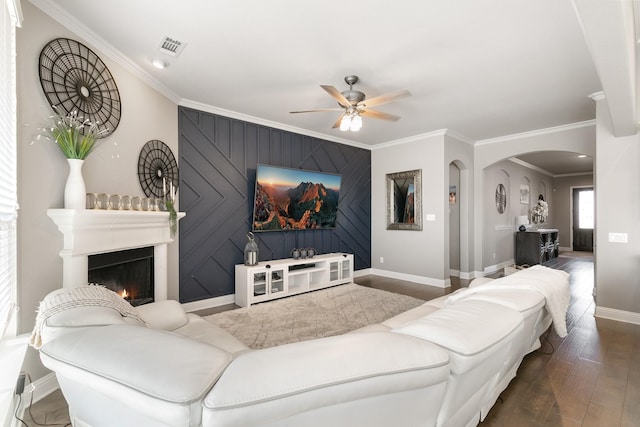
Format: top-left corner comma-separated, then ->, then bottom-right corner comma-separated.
33,265 -> 569,427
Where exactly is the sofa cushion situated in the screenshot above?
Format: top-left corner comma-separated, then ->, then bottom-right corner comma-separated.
392,300 -> 523,357
347,323 -> 391,334
40,325 -> 232,404
135,299 -> 189,331
460,289 -> 545,318
421,294 -> 450,309
174,314 -> 250,355
205,332 -> 450,411
468,277 -> 495,288
46,306 -> 136,327
41,306 -> 144,345
382,303 -> 440,328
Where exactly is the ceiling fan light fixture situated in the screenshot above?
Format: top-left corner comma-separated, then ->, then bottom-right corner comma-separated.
290,75 -> 411,132
340,115 -> 352,131
350,114 -> 362,132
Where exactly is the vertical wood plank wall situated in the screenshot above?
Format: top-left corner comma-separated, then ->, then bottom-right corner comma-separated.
178,107 -> 372,303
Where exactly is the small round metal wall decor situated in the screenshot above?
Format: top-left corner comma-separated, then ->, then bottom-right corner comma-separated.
39,38 -> 122,137
137,140 -> 179,199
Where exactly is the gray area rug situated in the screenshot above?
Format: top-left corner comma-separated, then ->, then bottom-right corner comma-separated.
204,283 -> 425,349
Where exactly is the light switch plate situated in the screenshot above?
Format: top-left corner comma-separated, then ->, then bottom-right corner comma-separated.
608,232 -> 628,243
426,214 -> 436,221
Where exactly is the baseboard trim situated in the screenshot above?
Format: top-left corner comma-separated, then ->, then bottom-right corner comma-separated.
369,269 -> 450,288
353,268 -> 372,278
182,294 -> 236,313
358,267 -> 476,283
595,306 -> 640,325
461,271 -> 483,280
22,373 -> 59,407
483,259 -> 514,276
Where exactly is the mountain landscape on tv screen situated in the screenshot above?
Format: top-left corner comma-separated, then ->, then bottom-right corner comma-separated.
253,181 -> 340,231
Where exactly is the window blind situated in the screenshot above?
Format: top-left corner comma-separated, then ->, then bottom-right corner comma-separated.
0,0 -> 18,339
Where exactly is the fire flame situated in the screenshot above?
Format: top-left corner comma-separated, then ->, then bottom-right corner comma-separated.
120,289 -> 129,299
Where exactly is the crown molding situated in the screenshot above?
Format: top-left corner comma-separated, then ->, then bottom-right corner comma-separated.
475,120 -> 596,146
508,157 -> 554,177
443,129 -> 476,145
553,171 -> 594,178
508,157 -> 594,178
370,129 -> 449,150
179,99 -> 370,150
7,0 -> 23,27
29,0 -> 180,104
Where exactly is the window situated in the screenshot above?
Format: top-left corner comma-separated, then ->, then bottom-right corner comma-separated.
578,189 -> 594,230
0,0 -> 19,339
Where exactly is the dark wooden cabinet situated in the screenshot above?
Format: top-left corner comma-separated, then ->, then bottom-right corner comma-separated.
515,229 -> 559,266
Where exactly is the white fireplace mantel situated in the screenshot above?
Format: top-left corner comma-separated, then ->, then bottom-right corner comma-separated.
47,209 -> 185,300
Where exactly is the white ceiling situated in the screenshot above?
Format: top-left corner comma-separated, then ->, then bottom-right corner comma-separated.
513,151 -> 593,176
32,0 -> 601,171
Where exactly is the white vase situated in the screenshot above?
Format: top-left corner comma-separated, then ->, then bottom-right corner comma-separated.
64,159 -> 86,209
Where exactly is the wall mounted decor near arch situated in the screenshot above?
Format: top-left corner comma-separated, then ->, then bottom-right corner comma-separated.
495,183 -> 507,214
519,183 -> 530,204
538,181 -> 547,202
386,169 -> 422,230
39,38 -> 122,137
137,140 -> 178,198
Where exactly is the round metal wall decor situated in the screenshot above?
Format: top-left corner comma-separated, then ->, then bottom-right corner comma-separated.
39,38 -> 121,137
137,140 -> 179,198
495,183 -> 507,214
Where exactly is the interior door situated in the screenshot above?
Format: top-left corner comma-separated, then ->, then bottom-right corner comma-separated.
572,187 -> 594,252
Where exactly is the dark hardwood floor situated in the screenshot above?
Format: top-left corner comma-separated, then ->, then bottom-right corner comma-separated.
480,254 -> 640,427
23,252 -> 640,427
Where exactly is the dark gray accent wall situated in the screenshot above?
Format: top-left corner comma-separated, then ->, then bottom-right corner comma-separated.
178,107 -> 371,303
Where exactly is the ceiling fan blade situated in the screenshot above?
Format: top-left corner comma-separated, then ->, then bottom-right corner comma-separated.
358,89 -> 411,108
360,109 -> 401,122
290,108 -> 343,114
332,112 -> 346,129
321,85 -> 353,107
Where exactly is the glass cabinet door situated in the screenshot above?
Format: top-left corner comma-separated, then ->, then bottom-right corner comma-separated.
270,269 -> 284,294
253,271 -> 266,297
329,261 -> 339,281
341,259 -> 351,279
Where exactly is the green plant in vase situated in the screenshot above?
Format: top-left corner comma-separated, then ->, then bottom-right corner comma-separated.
35,108 -> 109,209
165,199 -> 177,237
44,109 -> 107,159
163,179 -> 178,238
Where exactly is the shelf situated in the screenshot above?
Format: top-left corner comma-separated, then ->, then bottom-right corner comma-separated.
288,266 -> 325,276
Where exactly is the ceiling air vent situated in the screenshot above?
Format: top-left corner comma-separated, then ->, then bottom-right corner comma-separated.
158,36 -> 186,57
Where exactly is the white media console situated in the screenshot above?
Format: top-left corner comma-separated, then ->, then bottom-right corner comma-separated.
235,253 -> 354,307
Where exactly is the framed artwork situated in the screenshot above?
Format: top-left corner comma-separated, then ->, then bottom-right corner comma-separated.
520,184 -> 530,204
386,169 -> 422,231
495,183 -> 507,214
403,183 -> 415,223
252,165 -> 341,231
449,185 -> 457,204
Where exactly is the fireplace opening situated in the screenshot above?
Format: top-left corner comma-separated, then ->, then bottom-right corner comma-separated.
88,247 -> 154,306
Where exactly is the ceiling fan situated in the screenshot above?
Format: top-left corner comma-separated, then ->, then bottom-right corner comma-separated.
290,75 -> 411,132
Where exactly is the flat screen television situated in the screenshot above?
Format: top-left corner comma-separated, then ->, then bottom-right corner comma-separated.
252,164 -> 341,231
